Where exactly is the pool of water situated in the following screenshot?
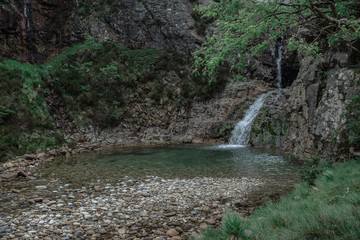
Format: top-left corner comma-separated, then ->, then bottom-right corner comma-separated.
0,144 -> 302,215
36,144 -> 302,184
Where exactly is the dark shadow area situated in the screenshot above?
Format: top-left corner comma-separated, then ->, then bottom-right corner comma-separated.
281,51 -> 300,88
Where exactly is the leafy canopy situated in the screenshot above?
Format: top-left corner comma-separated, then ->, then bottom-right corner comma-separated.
193,0 -> 360,82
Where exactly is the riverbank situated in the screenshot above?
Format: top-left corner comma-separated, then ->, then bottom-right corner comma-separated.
194,159 -> 360,240
0,175 -> 265,240
0,144 -> 300,240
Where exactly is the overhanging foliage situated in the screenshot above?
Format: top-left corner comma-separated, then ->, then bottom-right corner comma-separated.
193,0 -> 360,81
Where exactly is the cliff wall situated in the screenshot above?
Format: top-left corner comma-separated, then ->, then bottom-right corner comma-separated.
0,0 -> 359,160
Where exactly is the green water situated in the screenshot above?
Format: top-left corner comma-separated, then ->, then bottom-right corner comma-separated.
0,145 -> 302,214
37,145 -> 301,184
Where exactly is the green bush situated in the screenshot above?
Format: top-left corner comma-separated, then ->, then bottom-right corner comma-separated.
300,156 -> 331,186
0,59 -> 63,161
0,37 -> 228,159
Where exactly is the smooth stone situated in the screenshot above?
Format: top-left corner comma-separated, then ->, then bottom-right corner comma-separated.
164,212 -> 176,217
166,229 -> 180,237
74,231 -> 84,237
86,230 -> 95,235
18,226 -> 26,232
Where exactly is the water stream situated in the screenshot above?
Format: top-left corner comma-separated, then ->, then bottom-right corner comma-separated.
229,92 -> 270,145
272,37 -> 284,88
24,0 -> 31,30
228,37 -> 284,146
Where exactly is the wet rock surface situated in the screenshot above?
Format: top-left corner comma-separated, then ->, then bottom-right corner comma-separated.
0,175 -> 264,239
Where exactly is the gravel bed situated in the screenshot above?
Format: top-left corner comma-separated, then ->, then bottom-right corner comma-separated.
0,176 -> 264,240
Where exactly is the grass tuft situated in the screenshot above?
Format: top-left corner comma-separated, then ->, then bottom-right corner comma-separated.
194,160 -> 360,240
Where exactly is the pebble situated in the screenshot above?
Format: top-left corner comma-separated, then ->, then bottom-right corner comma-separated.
167,229 -> 180,237
74,231 -> 84,237
204,218 -> 216,225
0,176 -> 264,239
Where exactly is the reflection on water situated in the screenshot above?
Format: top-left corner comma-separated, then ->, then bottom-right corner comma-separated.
36,145 -> 302,184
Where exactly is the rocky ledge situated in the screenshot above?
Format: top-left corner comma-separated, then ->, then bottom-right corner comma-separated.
0,176 -> 264,240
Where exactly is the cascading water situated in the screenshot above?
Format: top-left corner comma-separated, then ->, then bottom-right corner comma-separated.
275,37 -> 283,89
24,0 -> 31,30
225,38 -> 284,147
228,92 -> 269,146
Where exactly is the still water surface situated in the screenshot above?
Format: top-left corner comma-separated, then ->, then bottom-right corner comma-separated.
37,144 -> 302,184
1,145 -> 302,214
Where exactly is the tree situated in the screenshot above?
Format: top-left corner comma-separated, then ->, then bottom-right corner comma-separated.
193,0 -> 360,82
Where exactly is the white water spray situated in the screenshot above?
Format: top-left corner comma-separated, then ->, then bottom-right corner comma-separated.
229,92 -> 269,146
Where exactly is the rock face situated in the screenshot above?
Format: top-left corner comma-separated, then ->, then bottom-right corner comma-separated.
77,81 -> 270,146
1,1 -> 359,159
0,0 -> 205,62
250,51 -> 360,157
0,0 -> 76,62
75,0 -> 204,56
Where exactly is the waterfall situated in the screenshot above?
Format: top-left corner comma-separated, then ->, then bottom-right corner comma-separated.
275,37 -> 283,88
229,92 -> 269,146
24,0 -> 31,30
223,38 -> 285,148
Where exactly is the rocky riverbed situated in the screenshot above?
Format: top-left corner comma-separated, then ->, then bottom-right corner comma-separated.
0,175 -> 265,240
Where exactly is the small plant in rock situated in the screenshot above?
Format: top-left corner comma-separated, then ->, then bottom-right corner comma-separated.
343,95 -> 360,151
300,156 -> 331,186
